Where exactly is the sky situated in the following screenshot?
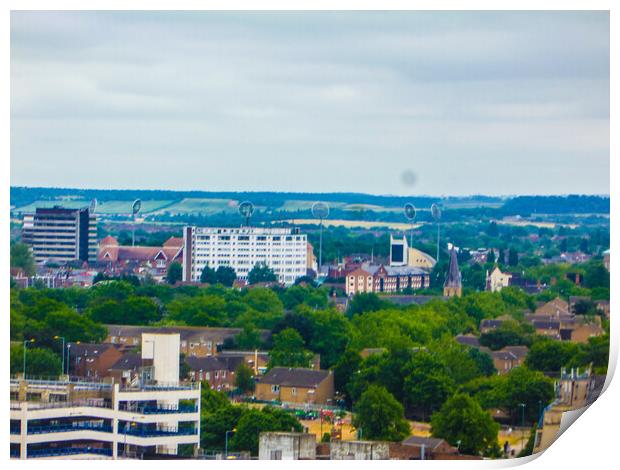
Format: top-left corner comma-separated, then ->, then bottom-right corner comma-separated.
10,11 -> 610,196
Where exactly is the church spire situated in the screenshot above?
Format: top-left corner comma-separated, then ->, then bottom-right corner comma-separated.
443,246 -> 462,297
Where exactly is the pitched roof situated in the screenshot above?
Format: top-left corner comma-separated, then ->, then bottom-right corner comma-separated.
455,335 -> 481,348
259,367 -> 330,388
480,319 -> 504,329
531,320 -> 561,330
502,345 -> 529,359
67,342 -> 117,358
106,324 -> 261,342
109,352 -> 143,371
186,356 -> 228,372
163,237 -> 183,248
444,247 -> 462,289
100,236 -> 119,247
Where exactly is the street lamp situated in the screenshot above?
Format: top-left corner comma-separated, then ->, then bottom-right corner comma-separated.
53,336 -> 65,377
519,403 -> 526,450
66,341 -> 80,377
225,428 -> 237,458
23,339 -> 35,377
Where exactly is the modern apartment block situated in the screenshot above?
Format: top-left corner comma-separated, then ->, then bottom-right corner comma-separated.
182,226 -> 308,285
10,334 -> 201,460
22,206 -> 98,264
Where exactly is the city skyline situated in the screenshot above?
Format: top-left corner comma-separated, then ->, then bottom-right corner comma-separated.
11,11 -> 610,196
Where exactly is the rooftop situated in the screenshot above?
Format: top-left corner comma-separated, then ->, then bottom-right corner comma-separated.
259,367 -> 331,388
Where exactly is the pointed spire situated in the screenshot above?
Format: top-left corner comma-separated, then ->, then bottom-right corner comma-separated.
444,246 -> 462,289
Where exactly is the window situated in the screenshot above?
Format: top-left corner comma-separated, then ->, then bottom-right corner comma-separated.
271,385 -> 280,393
291,387 -> 297,396
270,450 -> 282,460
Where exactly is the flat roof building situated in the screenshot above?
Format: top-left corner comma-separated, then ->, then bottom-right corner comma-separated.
182,226 -> 308,286
22,206 -> 97,264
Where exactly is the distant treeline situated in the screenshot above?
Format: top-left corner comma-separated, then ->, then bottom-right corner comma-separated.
10,187 -> 610,216
502,195 -> 610,215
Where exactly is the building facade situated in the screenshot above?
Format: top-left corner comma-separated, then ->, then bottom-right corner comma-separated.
10,377 -> 200,459
98,236 -> 183,282
486,267 -> 513,292
255,367 -> 334,405
182,226 -> 308,285
22,207 -> 98,264
345,264 -> 430,296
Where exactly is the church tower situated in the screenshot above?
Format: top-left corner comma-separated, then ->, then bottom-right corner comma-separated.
443,246 -> 462,297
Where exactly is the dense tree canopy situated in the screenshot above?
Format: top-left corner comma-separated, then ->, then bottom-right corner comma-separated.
247,262 -> 278,284
10,242 -> 35,276
353,385 -> 410,441
431,393 -> 500,456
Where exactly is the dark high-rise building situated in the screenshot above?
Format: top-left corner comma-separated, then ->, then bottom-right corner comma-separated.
22,206 -> 98,264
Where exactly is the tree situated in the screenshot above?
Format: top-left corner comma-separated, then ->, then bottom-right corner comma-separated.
402,351 -> 455,419
200,264 -> 218,284
431,393 -> 500,456
234,363 -> 255,394
268,328 -> 313,368
346,292 -> 388,317
497,367 -> 555,423
306,307 -> 352,369
525,339 -> 580,373
231,407 -> 302,455
215,266 -> 237,287
508,248 -> 519,266
468,347 -> 497,376
352,385 -> 410,441
166,262 -> 183,285
234,323 -> 263,350
11,242 -> 35,276
11,344 -> 62,377
333,348 -> 362,401
479,320 -> 532,351
200,400 -> 244,450
247,262 -> 277,284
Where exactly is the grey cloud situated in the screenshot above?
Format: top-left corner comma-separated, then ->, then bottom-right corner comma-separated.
10,11 -> 609,195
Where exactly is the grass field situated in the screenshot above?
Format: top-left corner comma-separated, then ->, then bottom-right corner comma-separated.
286,218 -> 423,230
150,198 -> 241,215
16,199 -> 174,214
496,217 -> 578,229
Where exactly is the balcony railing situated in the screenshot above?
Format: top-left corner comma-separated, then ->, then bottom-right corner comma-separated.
27,447 -> 113,458
13,400 -> 113,411
28,423 -> 113,435
119,404 -> 198,415
120,427 -> 198,437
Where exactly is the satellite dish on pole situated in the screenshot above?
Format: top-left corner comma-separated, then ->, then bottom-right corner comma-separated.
311,202 -> 329,220
132,199 -> 142,216
89,198 -> 98,214
431,203 -> 442,262
131,199 -> 142,247
238,201 -> 254,226
404,203 -> 416,221
404,203 -> 417,247
311,202 -> 330,276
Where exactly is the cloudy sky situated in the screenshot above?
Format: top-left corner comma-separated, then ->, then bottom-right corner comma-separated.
11,11 -> 609,196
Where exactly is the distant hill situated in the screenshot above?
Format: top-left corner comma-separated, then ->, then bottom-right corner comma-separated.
9,187 -> 609,221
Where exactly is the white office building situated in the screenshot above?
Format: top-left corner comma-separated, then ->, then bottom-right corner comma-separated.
183,226 -> 308,285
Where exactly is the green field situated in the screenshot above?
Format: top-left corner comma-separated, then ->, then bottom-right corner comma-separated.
150,198 -> 241,215
11,196 -> 510,218
15,199 -> 175,214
